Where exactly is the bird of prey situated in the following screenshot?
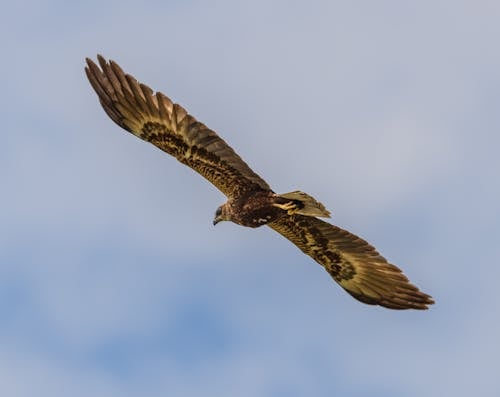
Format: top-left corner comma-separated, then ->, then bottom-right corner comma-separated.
85,55 -> 434,310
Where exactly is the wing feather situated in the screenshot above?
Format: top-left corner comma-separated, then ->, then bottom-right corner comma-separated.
85,55 -> 270,198
269,215 -> 434,310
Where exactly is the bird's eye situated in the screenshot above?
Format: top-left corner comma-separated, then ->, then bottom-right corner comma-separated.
215,207 -> 222,217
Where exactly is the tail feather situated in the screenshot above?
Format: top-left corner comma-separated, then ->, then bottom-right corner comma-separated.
274,191 -> 331,218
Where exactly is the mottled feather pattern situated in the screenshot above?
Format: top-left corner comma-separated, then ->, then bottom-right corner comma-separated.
86,55 -> 434,310
85,55 -> 269,198
269,215 -> 434,310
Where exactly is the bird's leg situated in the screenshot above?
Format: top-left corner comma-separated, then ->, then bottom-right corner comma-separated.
273,201 -> 299,215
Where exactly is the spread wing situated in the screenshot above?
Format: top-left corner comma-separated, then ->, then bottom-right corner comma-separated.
85,55 -> 270,198
269,215 -> 434,310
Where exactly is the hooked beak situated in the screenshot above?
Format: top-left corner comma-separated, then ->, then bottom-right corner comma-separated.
213,217 -> 221,226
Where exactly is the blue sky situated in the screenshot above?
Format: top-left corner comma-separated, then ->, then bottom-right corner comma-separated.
1,1 -> 500,396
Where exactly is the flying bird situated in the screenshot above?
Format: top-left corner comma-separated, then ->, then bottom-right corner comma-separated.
85,55 -> 434,310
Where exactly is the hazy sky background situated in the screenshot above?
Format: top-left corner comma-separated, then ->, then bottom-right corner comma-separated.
1,1 -> 499,396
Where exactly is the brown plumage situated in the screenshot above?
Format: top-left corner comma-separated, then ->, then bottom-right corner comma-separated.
85,55 -> 434,310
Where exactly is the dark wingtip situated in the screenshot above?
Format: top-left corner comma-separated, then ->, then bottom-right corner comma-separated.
345,286 -> 435,310
85,54 -> 108,68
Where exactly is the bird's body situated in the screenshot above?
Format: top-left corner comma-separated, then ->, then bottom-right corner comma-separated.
85,55 -> 434,310
219,190 -> 281,227
216,190 -> 330,228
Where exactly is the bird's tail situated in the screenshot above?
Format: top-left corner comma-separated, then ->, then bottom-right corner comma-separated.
273,191 -> 331,218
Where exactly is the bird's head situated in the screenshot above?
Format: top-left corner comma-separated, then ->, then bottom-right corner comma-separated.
213,203 -> 230,225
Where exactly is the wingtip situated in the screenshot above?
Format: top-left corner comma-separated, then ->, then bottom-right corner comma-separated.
391,291 -> 435,310
84,57 -> 94,71
85,54 -> 109,68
